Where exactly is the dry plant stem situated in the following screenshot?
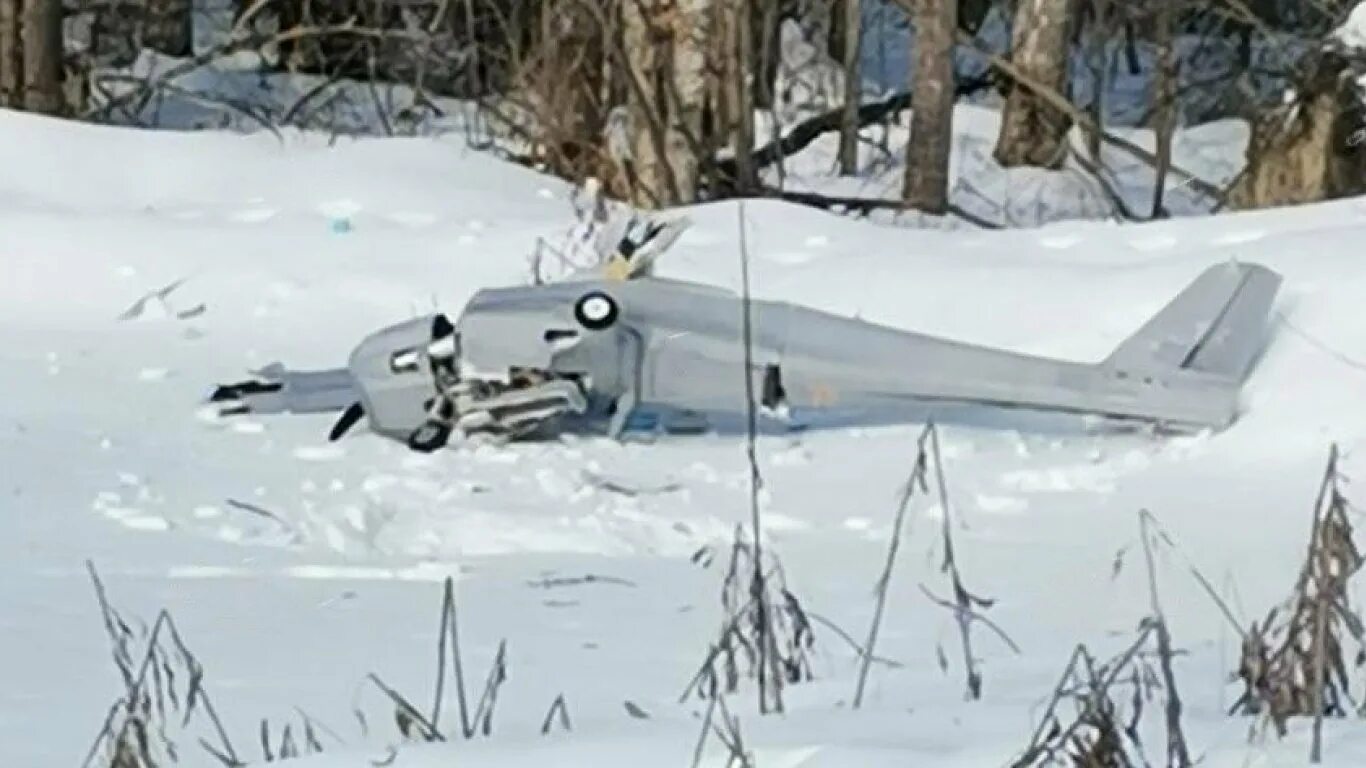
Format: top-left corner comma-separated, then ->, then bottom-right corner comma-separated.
1309,446 -> 1338,763
1013,644 -> 1089,765
431,576 -> 473,738
690,686 -> 722,768
677,595 -> 759,703
260,719 -> 274,761
367,673 -> 444,742
540,693 -> 571,735
713,694 -> 754,768
471,639 -> 508,736
1140,511 -> 1246,639
737,200 -> 783,715
853,424 -> 932,709
805,611 -> 905,669
917,584 -> 1020,655
929,424 -> 973,698
1012,626 -> 1157,767
88,559 -> 136,689
930,423 -> 1012,699
1139,511 -> 1193,768
295,706 -> 342,749
82,560 -> 240,768
1228,444 -> 1363,760
1311,556 -> 1328,763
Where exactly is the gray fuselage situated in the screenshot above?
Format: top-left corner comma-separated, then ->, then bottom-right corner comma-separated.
455,277 -> 1242,434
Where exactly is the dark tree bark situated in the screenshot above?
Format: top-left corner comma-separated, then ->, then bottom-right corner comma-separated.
1083,0 -> 1111,163
0,0 -> 21,108
145,0 -> 193,57
993,0 -> 1072,168
1229,47 -> 1366,211
837,0 -> 861,175
752,0 -> 780,111
1150,0 -> 1177,218
20,0 -> 62,115
724,0 -> 758,193
903,0 -> 956,213
516,2 -> 610,186
958,0 -> 996,34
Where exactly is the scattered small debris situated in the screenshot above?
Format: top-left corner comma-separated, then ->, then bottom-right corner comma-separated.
580,469 -> 683,497
526,573 -> 638,589
117,278 -> 188,321
226,498 -> 292,529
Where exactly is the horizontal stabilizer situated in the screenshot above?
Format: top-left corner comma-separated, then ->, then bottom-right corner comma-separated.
1104,261 -> 1282,382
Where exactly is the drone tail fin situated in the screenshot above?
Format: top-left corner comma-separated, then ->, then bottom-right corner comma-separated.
1104,260 -> 1282,382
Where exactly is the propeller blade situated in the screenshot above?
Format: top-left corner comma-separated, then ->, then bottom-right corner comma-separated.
328,402 -> 366,441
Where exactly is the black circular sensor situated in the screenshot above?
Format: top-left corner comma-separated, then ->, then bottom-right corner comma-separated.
574,291 -> 619,330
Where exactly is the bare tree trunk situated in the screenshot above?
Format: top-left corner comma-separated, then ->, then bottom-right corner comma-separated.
0,0 -> 21,108
753,0 -> 779,110
1229,48 -> 1366,210
826,0 -> 845,60
621,0 -> 712,207
958,0 -> 996,34
20,0 -> 62,115
1150,0 -> 1177,218
145,0 -> 193,57
669,0 -> 713,202
623,0 -> 675,207
1084,0 -> 1111,163
903,0 -> 956,212
837,0 -> 861,174
993,0 -> 1072,168
722,0 -> 756,193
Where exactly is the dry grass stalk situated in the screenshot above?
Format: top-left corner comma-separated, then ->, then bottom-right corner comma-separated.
852,423 -> 933,708
81,561 -> 244,768
1137,511 -> 1192,768
1011,621 -> 1178,768
923,422 -> 1019,701
539,693 -> 571,735
679,525 -> 816,706
691,692 -> 755,768
735,200 -> 782,716
1230,444 -> 1365,762
852,421 -> 1017,708
1011,506 -> 1209,767
371,575 -> 508,744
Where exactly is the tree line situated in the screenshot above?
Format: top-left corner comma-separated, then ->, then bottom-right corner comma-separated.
1,0 -> 1363,218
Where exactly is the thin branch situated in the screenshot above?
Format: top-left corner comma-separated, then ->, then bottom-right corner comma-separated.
1139,511 -> 1193,768
736,200 -> 782,715
854,424 -> 932,708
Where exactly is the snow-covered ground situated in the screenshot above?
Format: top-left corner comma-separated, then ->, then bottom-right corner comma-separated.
6,106 -> 1366,767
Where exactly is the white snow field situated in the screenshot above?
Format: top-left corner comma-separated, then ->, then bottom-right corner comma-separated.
6,105 -> 1366,767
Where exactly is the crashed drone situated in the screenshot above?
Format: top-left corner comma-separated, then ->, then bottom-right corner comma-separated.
210,216 -> 1282,452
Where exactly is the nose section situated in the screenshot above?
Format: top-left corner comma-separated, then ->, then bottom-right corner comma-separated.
346,314 -> 451,441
